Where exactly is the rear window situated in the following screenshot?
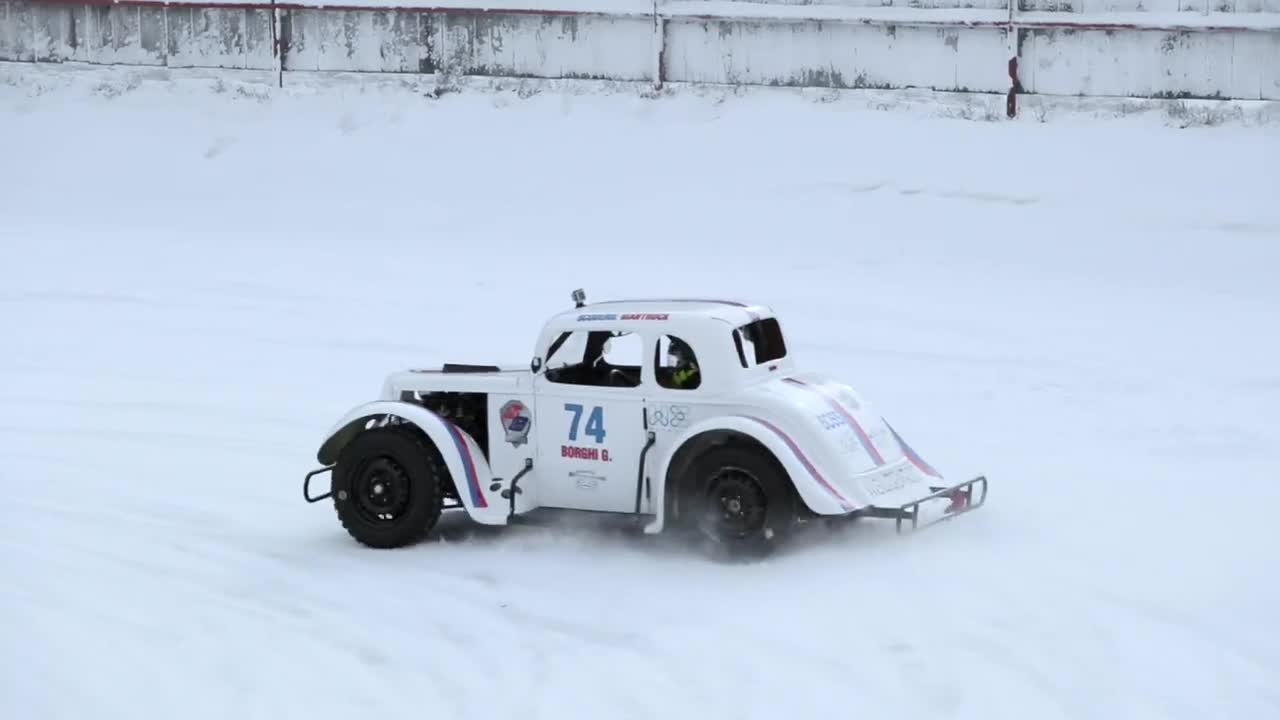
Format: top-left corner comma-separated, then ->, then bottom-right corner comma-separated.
732,318 -> 787,367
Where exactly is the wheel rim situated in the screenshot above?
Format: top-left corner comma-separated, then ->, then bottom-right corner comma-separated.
702,466 -> 768,540
352,456 -> 411,524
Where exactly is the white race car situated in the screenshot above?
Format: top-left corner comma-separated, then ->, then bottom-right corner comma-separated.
303,290 -> 987,555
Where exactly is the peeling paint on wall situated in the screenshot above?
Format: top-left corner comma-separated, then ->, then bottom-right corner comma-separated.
447,12 -> 652,80
0,4 -> 274,68
0,3 -> 9,62
274,10 -> 653,79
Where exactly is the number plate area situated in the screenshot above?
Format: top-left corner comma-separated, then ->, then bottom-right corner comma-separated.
849,458 -> 929,504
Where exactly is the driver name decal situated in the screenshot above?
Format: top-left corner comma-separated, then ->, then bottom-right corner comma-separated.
562,445 -> 611,461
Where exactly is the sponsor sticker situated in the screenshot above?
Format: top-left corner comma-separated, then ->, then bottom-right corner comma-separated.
576,312 -> 670,321
647,404 -> 690,431
570,469 -> 606,490
864,465 -> 924,497
816,410 -> 846,431
499,399 -> 532,446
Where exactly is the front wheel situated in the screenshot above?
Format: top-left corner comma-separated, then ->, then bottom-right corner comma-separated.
331,426 -> 444,548
688,445 -> 798,557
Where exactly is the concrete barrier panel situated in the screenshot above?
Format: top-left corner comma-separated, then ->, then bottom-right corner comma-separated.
676,0 -> 1010,7
1235,29 -> 1280,97
445,13 -> 655,80
368,10 -> 432,73
5,1 -> 35,61
1018,0 -> 1280,11
156,7 -> 272,69
663,19 -> 1010,92
284,10 -> 435,73
30,4 -> 69,61
1020,26 -> 1280,99
1019,0 -> 1188,11
90,4 -> 152,65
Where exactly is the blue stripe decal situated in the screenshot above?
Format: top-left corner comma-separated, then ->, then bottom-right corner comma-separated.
442,420 -> 486,507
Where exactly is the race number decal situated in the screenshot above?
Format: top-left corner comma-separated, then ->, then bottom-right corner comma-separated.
564,403 -> 606,443
562,403 -> 610,461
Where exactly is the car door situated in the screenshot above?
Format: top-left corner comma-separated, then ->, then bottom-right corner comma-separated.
532,328 -> 650,513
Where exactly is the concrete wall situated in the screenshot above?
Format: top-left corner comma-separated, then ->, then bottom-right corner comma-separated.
1019,27 -> 1280,99
0,3 -> 276,68
1016,0 -> 1280,12
2,0 -> 1278,107
661,20 -> 1010,92
278,10 -> 656,79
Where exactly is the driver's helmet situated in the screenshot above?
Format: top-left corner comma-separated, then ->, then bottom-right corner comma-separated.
667,337 -> 699,385
667,337 -> 696,368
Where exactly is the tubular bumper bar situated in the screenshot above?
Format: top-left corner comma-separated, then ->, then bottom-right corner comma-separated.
862,475 -> 988,533
303,465 -> 334,503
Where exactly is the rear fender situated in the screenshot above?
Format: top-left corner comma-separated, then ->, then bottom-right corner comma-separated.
645,415 -> 857,534
317,400 -> 508,525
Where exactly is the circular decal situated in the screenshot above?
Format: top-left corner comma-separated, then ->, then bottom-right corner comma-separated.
500,400 -> 532,447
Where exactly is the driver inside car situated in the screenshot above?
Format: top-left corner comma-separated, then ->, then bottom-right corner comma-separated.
667,337 -> 700,388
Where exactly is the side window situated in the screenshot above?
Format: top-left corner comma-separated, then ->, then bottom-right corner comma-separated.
655,335 -> 701,390
544,329 -> 642,387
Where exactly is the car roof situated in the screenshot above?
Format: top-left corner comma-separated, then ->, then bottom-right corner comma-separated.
547,298 -> 773,328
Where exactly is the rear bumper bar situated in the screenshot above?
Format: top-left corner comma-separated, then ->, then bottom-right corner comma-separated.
861,474 -> 989,533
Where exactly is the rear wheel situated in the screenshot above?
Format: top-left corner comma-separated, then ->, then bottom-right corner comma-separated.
687,445 -> 798,557
331,426 -> 444,548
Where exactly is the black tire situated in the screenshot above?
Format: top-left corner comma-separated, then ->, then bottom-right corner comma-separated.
330,426 -> 444,548
685,445 -> 798,557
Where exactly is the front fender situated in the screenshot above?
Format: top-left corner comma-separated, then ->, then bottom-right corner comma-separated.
316,400 -> 507,525
645,414 -> 858,534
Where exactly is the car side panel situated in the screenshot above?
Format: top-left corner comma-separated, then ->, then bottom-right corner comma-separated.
486,393 -> 540,515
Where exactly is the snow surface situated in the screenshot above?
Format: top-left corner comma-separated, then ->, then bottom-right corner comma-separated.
2,63 -> 1280,720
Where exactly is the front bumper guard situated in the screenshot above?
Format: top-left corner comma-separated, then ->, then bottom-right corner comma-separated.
862,474 -> 988,533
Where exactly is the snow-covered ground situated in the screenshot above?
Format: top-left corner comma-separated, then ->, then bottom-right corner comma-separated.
2,63 -> 1279,719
